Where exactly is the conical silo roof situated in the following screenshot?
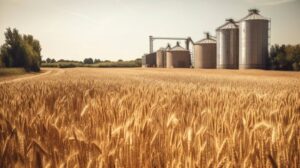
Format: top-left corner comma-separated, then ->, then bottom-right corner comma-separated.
239,9 -> 268,21
195,33 -> 216,44
216,19 -> 239,31
165,43 -> 171,51
170,42 -> 188,51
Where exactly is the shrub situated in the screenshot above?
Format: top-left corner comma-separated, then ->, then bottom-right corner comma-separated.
58,63 -> 77,68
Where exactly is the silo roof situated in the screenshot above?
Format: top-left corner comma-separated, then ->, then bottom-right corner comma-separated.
239,9 -> 269,21
216,21 -> 239,30
240,14 -> 268,21
195,38 -> 216,44
170,45 -> 188,51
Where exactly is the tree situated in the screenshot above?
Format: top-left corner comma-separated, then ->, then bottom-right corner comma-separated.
135,58 -> 142,66
94,59 -> 101,63
83,58 -> 93,64
118,59 -> 123,62
46,58 -> 51,63
0,28 -> 42,72
0,44 -> 13,67
51,59 -> 56,63
269,44 -> 300,71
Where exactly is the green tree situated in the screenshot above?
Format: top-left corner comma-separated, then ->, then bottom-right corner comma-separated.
0,44 -> 13,67
0,28 -> 42,72
269,44 -> 300,71
135,58 -> 142,66
94,59 -> 101,63
46,58 -> 51,63
83,58 -> 94,64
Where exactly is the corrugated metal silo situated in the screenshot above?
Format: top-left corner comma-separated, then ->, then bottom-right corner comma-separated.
156,47 -> 166,68
166,42 -> 191,68
194,33 -> 217,68
141,52 -> 156,67
239,9 -> 269,69
216,19 -> 239,69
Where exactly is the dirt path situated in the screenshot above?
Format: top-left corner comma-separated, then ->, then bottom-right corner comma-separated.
0,68 -> 64,84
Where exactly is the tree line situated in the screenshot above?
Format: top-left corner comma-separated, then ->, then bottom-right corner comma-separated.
43,57 -> 134,64
0,28 -> 42,72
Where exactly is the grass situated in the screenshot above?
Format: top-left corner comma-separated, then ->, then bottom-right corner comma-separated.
0,68 -> 299,167
0,68 -> 27,76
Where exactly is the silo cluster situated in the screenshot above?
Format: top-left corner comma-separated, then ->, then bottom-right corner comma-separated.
142,9 -> 270,70
216,9 -> 269,69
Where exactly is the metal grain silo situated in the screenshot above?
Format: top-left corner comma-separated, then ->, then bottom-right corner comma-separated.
216,19 -> 239,69
141,52 -> 156,67
166,42 -> 191,68
239,9 -> 269,69
156,47 -> 166,68
194,33 -> 217,69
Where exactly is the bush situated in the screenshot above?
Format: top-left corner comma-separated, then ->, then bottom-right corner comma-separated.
58,63 -> 77,68
292,62 -> 300,71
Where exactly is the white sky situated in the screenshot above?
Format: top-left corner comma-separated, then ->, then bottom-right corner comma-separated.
0,0 -> 299,61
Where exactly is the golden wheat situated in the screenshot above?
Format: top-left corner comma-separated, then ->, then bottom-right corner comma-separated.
0,68 -> 299,168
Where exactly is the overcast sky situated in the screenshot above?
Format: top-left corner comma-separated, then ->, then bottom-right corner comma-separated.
0,0 -> 299,61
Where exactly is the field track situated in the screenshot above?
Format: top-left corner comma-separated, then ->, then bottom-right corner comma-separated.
0,68 -> 64,84
0,68 -> 299,167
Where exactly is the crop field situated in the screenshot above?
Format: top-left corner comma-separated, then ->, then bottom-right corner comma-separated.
0,68 -> 299,168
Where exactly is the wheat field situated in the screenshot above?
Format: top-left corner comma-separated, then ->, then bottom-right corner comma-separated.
0,68 -> 299,168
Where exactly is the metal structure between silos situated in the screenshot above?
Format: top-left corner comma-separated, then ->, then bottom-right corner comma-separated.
216,19 -> 239,69
239,9 -> 269,69
166,42 -> 191,68
194,33 -> 217,69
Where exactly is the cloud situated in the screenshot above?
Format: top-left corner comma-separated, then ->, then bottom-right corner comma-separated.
246,0 -> 297,6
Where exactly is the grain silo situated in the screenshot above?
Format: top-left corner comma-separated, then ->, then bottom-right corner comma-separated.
142,52 -> 156,67
194,33 -> 217,68
216,19 -> 239,69
239,9 -> 269,69
166,42 -> 191,68
156,47 -> 167,68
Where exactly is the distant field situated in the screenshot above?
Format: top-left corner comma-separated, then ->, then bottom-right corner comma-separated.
0,68 -> 299,167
